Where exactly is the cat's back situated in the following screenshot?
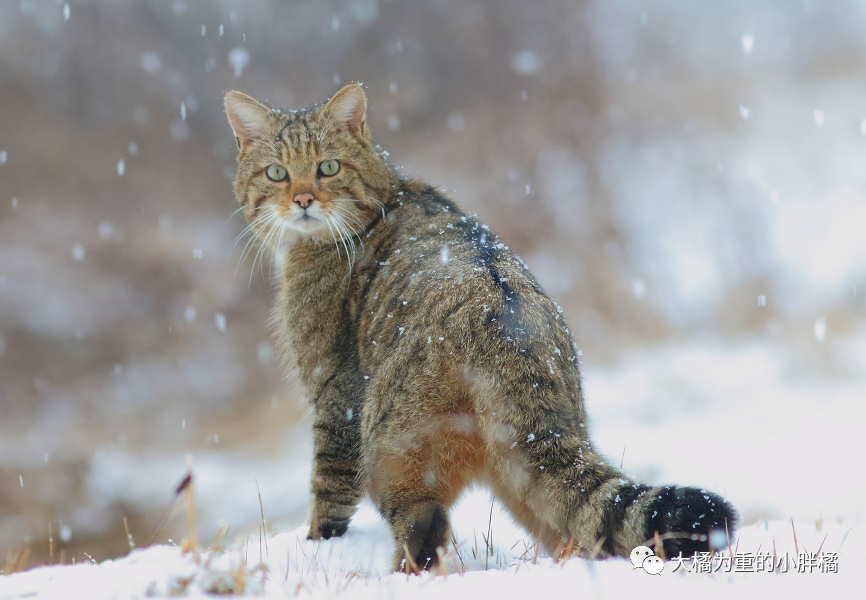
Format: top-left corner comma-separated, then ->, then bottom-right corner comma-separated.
355,180 -> 579,378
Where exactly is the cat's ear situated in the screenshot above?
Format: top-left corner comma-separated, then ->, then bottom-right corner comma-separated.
322,83 -> 368,137
224,91 -> 272,148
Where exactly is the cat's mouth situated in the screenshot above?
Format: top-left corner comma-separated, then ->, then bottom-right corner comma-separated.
285,209 -> 324,233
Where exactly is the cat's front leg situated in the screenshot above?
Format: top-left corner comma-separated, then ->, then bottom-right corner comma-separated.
307,383 -> 364,540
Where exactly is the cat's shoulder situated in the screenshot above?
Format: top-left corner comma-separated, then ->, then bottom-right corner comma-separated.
388,179 -> 462,217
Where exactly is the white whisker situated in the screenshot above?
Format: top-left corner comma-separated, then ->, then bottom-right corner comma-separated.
234,215 -> 270,268
323,216 -> 343,262
334,216 -> 354,262
228,213 -> 266,256
226,203 -> 263,223
272,220 -> 287,274
331,202 -> 367,232
236,210 -> 280,277
329,211 -> 358,273
250,214 -> 283,286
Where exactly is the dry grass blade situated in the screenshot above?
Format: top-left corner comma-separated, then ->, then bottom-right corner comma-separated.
433,547 -> 449,577
654,530 -> 666,561
18,547 -> 31,573
4,547 -> 31,575
124,516 -> 135,552
791,519 -> 799,555
816,533 -> 828,555
147,495 -> 183,547
180,455 -> 199,554
557,537 -> 579,564
589,536 -> 606,560
256,479 -> 269,557
838,527 -> 860,550
450,533 -> 465,573
83,552 -> 101,568
485,501 -> 494,570
401,544 -> 420,575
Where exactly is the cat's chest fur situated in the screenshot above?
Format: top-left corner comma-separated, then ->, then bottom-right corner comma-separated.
274,242 -> 362,402
272,192 -> 450,403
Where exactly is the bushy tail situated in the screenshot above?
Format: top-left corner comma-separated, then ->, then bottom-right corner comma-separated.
480,361 -> 738,561
488,431 -> 738,561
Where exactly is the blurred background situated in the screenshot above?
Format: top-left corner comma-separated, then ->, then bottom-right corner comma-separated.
2,0 -> 865,568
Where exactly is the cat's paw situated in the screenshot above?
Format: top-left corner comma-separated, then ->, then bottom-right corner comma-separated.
307,518 -> 350,541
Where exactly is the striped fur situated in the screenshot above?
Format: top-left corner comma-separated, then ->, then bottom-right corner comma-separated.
225,85 -> 737,572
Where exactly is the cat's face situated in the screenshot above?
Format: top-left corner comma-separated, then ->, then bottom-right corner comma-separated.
225,84 -> 389,257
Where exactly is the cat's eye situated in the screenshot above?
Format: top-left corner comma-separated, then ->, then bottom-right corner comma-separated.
265,164 -> 288,182
318,159 -> 340,177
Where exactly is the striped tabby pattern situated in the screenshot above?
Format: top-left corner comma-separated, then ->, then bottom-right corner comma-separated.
224,84 -> 737,572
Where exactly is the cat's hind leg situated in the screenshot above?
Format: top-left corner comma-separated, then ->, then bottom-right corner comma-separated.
364,389 -> 485,572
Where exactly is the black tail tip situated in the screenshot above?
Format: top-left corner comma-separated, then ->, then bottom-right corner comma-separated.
644,485 -> 738,558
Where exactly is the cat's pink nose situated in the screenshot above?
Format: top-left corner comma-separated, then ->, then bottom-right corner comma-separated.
294,193 -> 315,208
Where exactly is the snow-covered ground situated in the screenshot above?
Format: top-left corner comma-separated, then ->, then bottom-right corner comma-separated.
2,336 -> 864,598
1,491 -> 862,599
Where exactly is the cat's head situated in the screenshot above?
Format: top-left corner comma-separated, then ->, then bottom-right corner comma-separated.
224,84 -> 393,255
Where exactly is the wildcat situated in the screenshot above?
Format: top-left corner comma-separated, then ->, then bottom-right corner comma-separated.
224,83 -> 737,572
